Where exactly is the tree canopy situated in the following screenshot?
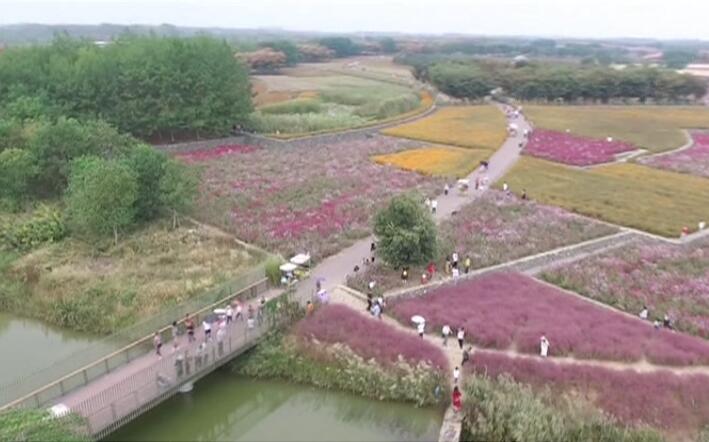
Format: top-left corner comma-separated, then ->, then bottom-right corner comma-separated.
0,35 -> 253,140
0,409 -> 89,442
373,194 -> 437,268
317,37 -> 360,58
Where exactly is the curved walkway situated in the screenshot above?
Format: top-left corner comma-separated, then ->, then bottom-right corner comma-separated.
295,103 -> 530,302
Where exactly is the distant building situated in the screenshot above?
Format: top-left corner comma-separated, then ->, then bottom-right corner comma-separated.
642,51 -> 664,62
93,40 -> 111,48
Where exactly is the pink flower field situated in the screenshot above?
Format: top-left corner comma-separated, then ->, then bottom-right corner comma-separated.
348,191 -> 616,294
186,136 -> 442,259
639,132 -> 709,178
468,351 -> 709,437
388,272 -> 709,366
176,144 -> 259,162
524,129 -> 637,166
295,304 -> 448,369
542,238 -> 709,338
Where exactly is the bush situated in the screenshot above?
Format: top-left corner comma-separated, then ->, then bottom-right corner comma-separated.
463,374 -> 662,442
0,148 -> 37,209
249,111 -> 369,134
259,98 -> 323,115
234,332 -> 447,407
265,256 -> 284,285
0,409 -> 89,442
373,194 -> 437,267
355,93 -> 420,119
0,205 -> 66,251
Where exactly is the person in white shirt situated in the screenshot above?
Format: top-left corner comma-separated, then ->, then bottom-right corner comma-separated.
639,305 -> 649,320
457,327 -> 465,349
417,321 -> 425,338
442,325 -> 451,346
202,320 -> 212,342
503,182 -> 509,194
453,366 -> 460,384
226,305 -> 234,324
431,199 -> 438,214
540,335 -> 550,357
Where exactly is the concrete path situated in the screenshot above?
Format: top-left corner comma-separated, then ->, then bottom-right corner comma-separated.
297,104 -> 530,302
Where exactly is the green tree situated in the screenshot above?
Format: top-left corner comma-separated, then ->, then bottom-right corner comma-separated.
0,409 -> 90,442
373,194 -> 437,268
0,148 -> 37,209
379,37 -> 398,54
66,156 -> 138,244
317,37 -> 360,57
663,49 -> 697,69
122,145 -> 169,221
159,159 -> 199,229
261,40 -> 300,65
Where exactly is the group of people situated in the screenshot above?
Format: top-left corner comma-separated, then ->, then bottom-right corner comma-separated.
153,296 -> 268,358
639,305 -> 675,330
366,287 -> 386,319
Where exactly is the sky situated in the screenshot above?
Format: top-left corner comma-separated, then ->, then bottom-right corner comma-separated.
1,0 -> 708,40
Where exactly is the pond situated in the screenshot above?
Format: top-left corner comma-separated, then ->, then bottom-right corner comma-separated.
107,371 -> 443,442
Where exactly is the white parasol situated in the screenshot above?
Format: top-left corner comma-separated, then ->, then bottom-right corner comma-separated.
411,315 -> 425,324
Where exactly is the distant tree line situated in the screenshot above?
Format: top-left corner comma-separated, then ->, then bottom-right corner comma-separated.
403,59 -> 707,103
0,35 -> 252,141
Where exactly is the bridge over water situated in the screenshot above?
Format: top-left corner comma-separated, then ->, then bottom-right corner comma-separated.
0,269 -> 292,439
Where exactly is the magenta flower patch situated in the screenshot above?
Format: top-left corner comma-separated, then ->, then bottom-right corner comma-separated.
389,272 -> 709,366
524,129 -> 636,166
640,132 -> 709,178
176,144 -> 258,162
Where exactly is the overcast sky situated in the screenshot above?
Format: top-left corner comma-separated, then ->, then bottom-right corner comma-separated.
1,0 -> 708,40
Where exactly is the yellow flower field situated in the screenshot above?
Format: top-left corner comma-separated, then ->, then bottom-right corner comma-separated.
372,145 -> 490,178
525,106 -> 709,153
501,157 -> 709,237
382,106 -> 508,150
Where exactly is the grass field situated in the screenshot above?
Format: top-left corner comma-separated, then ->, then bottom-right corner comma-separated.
502,157 -> 709,237
382,106 -> 508,150
371,145 -> 490,178
0,221 -> 263,333
525,106 -> 709,153
250,73 -> 427,135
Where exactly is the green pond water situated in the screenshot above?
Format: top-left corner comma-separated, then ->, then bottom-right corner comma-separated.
107,371 -> 443,442
0,312 -> 116,388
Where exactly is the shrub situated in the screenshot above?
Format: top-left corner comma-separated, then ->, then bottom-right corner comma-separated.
0,148 -> 37,208
0,205 -> 66,251
249,111 -> 369,134
259,98 -> 322,115
373,193 -> 437,268
265,256 -> 284,285
355,93 -> 420,119
463,374 -> 662,442
0,409 -> 89,442
234,332 -> 447,407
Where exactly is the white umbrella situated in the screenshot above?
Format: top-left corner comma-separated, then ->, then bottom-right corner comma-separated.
411,315 -> 425,324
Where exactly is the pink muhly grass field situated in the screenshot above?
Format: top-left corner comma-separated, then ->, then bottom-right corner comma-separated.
388,272 -> 709,366
640,132 -> 709,178
294,304 -> 448,370
468,351 -> 709,435
176,144 -> 258,162
524,129 -> 636,166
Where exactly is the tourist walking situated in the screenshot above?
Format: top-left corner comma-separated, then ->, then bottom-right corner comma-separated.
366,293 -> 373,312
457,327 -> 465,349
171,321 -> 179,351
452,251 -> 459,268
461,346 -> 471,366
639,305 -> 649,320
444,183 -> 449,196
153,332 -> 162,357
401,267 -> 409,284
540,335 -> 550,357
203,320 -> 212,342
185,314 -> 195,343
417,321 -> 425,338
431,199 -> 438,214
306,300 -> 315,316
453,366 -> 460,384
235,301 -> 243,321
226,304 -> 234,324
464,256 -> 471,274
452,386 -> 462,412
442,324 -> 451,346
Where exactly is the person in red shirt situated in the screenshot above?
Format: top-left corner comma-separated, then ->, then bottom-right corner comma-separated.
452,386 -> 462,412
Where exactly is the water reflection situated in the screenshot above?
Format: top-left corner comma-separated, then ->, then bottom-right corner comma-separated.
108,371 -> 442,442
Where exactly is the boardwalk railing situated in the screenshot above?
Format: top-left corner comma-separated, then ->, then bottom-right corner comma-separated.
0,264 -> 269,410
75,311 -> 279,439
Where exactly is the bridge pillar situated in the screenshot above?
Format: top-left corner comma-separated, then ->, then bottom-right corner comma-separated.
178,382 -> 194,394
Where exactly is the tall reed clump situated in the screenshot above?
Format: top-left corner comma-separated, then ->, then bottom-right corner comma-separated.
462,374 -> 663,442
259,98 -> 323,115
234,332 -> 448,407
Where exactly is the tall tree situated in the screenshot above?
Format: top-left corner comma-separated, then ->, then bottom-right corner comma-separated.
373,194 -> 437,268
65,156 -> 138,244
159,159 -> 199,229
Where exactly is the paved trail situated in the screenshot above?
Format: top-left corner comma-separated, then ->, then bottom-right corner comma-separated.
296,104 -> 530,302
